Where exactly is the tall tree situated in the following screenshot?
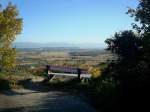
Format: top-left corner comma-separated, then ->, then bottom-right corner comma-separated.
0,3 -> 22,72
127,0 -> 150,64
105,0 -> 150,88
103,0 -> 150,111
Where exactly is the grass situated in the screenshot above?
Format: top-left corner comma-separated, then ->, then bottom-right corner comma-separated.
0,72 -> 33,90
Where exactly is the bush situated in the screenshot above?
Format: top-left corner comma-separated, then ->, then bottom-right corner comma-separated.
29,67 -> 45,76
89,76 -> 119,112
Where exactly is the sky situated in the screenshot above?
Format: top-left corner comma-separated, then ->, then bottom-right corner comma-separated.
0,0 -> 139,45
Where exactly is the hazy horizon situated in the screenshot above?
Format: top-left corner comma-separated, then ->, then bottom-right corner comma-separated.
13,41 -> 106,49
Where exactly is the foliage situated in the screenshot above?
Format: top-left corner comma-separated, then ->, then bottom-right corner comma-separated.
80,64 -> 101,78
88,66 -> 101,78
0,48 -> 16,71
30,67 -> 45,76
89,75 -> 119,112
127,0 -> 150,34
127,0 -> 150,68
102,0 -> 150,111
104,0 -> 150,88
105,30 -> 142,60
85,0 -> 150,111
0,3 -> 22,73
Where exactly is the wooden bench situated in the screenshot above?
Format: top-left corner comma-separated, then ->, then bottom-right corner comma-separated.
45,65 -> 91,81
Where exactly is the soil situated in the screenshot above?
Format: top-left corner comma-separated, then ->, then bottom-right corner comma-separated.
0,77 -> 97,112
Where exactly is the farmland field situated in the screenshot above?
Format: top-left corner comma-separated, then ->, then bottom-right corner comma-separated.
16,48 -> 116,68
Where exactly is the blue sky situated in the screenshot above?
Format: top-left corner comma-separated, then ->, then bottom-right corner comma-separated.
1,0 -> 138,45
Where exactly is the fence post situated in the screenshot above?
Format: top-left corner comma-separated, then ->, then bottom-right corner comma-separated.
77,68 -> 81,81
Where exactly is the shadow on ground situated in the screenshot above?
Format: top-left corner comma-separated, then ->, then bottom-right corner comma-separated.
0,78 -> 96,112
18,78 -> 50,92
0,77 -> 96,112
0,79 -> 11,90
0,92 -> 95,112
0,77 -> 84,95
0,78 -> 49,96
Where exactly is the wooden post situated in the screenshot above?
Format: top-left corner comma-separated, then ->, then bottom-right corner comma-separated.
77,68 -> 81,81
43,65 -> 50,82
46,65 -> 50,75
46,65 -> 54,80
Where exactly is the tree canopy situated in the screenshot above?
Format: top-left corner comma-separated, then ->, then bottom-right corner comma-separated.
103,0 -> 150,111
0,3 -> 22,72
127,0 -> 150,34
105,30 -> 142,60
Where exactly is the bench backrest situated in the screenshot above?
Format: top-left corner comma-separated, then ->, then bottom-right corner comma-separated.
46,65 -> 88,74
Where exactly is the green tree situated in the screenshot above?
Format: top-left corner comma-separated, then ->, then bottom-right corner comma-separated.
103,0 -> 150,111
0,3 -> 22,73
127,0 -> 150,34
105,30 -> 142,60
104,30 -> 143,86
127,0 -> 150,63
104,0 -> 150,90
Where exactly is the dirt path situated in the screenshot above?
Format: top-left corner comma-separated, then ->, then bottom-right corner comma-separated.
0,77 -> 96,112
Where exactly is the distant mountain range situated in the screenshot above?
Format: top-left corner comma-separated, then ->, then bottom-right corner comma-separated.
12,42 -> 105,49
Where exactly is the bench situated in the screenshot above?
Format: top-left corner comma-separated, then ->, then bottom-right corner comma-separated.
45,65 -> 92,81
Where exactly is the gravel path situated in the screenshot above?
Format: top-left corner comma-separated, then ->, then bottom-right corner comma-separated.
0,77 -> 96,112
